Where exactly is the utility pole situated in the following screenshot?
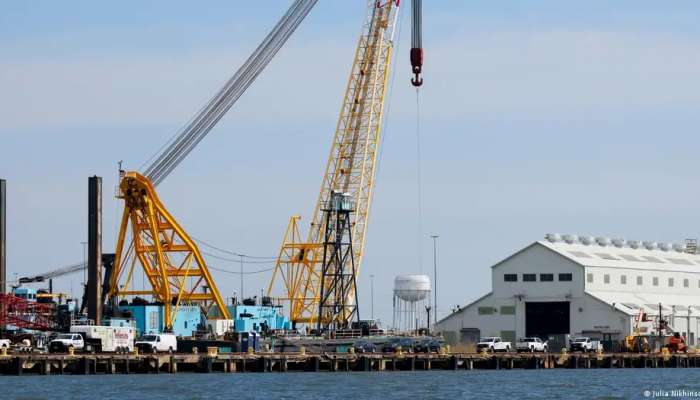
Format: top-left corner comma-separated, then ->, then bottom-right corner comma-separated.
430,234 -> 439,326
370,274 -> 375,320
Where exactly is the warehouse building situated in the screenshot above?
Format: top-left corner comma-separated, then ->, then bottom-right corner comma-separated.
436,234 -> 700,351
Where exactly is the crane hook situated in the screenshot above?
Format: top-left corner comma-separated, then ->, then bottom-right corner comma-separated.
411,70 -> 423,87
410,47 -> 423,87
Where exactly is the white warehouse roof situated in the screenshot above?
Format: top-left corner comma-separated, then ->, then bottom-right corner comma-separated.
538,235 -> 700,274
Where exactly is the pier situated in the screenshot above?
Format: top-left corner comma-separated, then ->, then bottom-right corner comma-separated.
1,352 -> 699,375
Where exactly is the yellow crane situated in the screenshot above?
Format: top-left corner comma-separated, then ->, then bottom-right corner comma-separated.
268,0 -> 404,327
107,1 -> 319,331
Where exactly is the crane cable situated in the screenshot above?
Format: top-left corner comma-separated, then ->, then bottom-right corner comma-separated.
411,0 -> 425,271
209,265 -> 274,275
144,0 -> 318,186
415,88 -> 424,273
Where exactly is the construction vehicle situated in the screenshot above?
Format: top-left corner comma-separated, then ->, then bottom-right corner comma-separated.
268,0 -> 417,331
623,304 -> 689,353
624,308 -> 651,352
106,1 -> 318,331
668,332 -> 687,353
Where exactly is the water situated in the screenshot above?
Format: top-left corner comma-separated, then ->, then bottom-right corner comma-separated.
4,369 -> 700,399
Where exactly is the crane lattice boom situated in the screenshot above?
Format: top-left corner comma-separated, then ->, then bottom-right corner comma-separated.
268,0 -> 400,325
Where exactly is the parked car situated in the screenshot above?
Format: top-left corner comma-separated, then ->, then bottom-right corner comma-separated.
135,333 -> 177,353
476,337 -> 511,352
516,337 -> 548,353
569,337 -> 602,352
414,338 -> 444,353
353,339 -> 377,353
49,333 -> 85,353
382,338 -> 415,353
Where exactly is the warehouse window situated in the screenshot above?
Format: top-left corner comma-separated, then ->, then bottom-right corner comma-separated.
637,276 -> 643,286
500,306 -> 515,315
620,275 -> 627,285
653,277 -> 659,286
478,307 -> 495,315
685,279 -> 690,288
604,274 -> 610,284
504,274 -> 517,282
587,273 -> 594,283
540,273 -> 554,282
559,273 -> 573,281
523,274 -> 536,282
668,278 -> 674,287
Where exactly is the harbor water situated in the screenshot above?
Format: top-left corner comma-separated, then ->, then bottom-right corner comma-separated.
5,369 -> 700,399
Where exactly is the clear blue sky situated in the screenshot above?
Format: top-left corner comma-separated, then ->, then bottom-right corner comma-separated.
3,1 -> 700,325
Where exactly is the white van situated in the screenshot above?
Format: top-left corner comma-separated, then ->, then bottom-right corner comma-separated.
135,333 -> 177,353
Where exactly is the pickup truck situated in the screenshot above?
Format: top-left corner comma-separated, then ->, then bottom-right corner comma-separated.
516,337 -> 548,353
569,337 -> 602,352
476,337 -> 512,352
49,333 -> 85,353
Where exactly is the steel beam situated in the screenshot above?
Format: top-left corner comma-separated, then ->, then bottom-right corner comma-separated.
87,176 -> 102,324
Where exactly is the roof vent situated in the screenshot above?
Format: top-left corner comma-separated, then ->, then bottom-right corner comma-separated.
545,233 -> 561,243
628,240 -> 641,249
595,237 -> 611,247
612,238 -> 626,248
672,243 -> 685,253
562,234 -> 578,244
658,242 -> 671,252
580,236 -> 594,245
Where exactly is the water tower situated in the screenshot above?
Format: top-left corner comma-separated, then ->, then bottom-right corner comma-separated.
392,274 -> 431,333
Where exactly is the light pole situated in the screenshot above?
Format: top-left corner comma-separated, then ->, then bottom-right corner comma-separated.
430,235 -> 439,326
370,274 -> 375,320
688,306 -> 692,343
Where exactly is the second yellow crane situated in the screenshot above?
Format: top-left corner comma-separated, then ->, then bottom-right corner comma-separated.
268,0 -> 402,327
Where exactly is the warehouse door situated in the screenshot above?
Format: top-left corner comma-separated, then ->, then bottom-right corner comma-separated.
525,301 -> 570,338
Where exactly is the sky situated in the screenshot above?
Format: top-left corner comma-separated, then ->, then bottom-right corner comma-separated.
3,1 -> 700,326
